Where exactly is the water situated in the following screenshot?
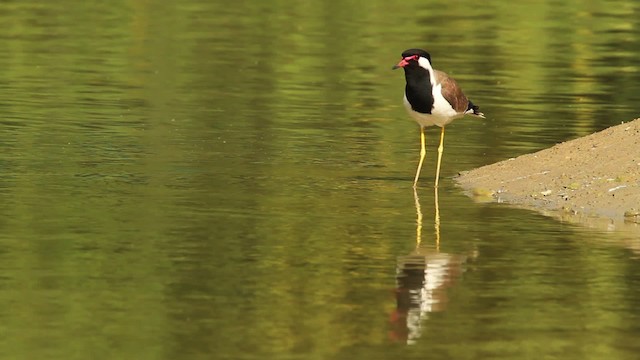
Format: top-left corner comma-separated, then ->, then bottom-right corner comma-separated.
1,1 -> 640,359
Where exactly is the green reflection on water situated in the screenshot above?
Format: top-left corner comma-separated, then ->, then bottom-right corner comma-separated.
1,0 -> 640,359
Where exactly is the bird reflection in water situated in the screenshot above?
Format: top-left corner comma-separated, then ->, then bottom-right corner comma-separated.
389,188 -> 475,345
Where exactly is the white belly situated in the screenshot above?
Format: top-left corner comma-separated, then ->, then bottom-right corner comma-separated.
403,94 -> 462,128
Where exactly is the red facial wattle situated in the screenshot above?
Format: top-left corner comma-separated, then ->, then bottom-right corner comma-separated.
392,55 -> 419,69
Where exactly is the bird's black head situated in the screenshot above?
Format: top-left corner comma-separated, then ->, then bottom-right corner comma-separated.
392,48 -> 432,70
401,49 -> 431,61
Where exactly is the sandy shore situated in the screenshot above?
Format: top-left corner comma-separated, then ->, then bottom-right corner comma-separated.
456,118 -> 640,234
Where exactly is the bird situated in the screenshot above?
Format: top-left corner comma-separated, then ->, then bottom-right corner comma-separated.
393,48 -> 485,188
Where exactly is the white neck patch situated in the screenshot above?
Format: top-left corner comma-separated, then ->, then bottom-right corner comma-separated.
417,57 -> 436,85
417,57 -> 432,70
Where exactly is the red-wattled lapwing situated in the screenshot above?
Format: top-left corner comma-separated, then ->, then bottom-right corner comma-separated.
393,48 -> 485,188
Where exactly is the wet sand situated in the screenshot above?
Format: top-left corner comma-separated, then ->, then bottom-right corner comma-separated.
456,118 -> 640,234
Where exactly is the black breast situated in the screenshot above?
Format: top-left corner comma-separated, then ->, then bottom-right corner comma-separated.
404,66 -> 433,114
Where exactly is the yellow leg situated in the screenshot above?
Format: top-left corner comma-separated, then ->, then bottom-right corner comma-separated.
434,186 -> 440,250
413,126 -> 426,188
413,187 -> 423,247
434,127 -> 445,188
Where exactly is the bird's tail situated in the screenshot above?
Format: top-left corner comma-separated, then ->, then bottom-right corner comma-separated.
466,101 -> 485,118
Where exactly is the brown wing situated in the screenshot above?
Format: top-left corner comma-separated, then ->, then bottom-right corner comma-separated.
434,70 -> 469,113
